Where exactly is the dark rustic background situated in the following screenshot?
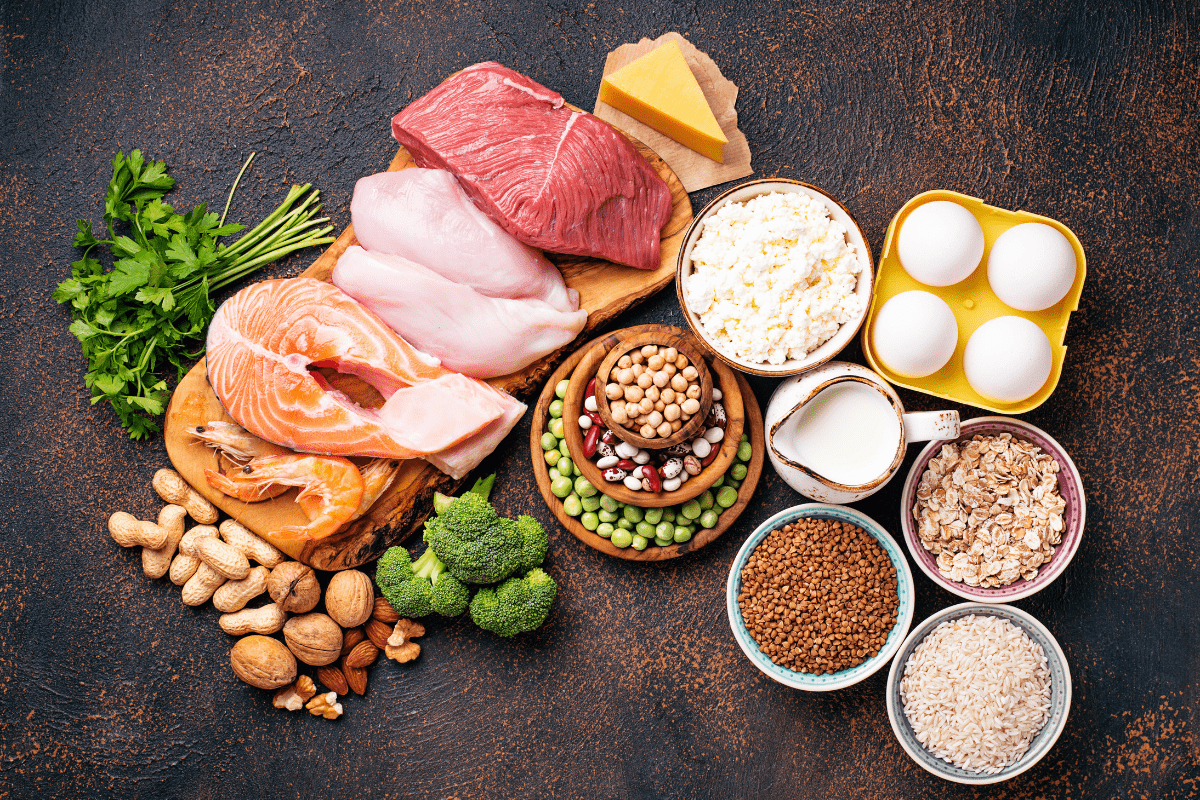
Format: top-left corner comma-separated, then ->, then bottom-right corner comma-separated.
2,0 -> 1197,797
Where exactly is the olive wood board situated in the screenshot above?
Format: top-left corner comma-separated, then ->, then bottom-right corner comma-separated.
531,328 -> 764,561
163,129 -> 693,571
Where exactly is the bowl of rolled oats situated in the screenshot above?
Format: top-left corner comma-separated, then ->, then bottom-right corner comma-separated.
900,417 -> 1085,603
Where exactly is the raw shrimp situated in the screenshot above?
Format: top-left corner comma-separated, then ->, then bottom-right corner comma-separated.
205,455 -> 365,540
296,458 -> 401,522
192,421 -> 296,500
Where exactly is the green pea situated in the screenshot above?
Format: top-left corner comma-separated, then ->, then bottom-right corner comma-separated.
555,379 -> 570,399
655,521 -> 674,540
741,433 -> 749,443
617,518 -> 633,531
596,522 -> 615,539
673,526 -> 693,543
737,441 -> 753,462
548,418 -> 565,439
636,521 -> 656,538
549,399 -> 564,418
680,500 -> 702,520
563,494 -> 584,517
631,534 -> 649,551
623,505 -> 644,524
677,523 -> 696,536
611,529 -> 633,548
544,449 -> 561,467
581,512 -> 600,531
598,509 -> 619,523
574,476 -> 598,498
550,476 -> 573,498
716,486 -> 739,508
731,463 -> 748,481
581,495 -> 602,512
644,507 -> 664,525
699,509 -> 719,529
662,508 -> 676,523
725,477 -> 741,490
654,536 -> 675,548
698,491 -> 715,511
540,432 -> 558,451
600,494 -> 619,512
558,438 -> 570,456
557,456 -> 574,478
711,474 -> 724,489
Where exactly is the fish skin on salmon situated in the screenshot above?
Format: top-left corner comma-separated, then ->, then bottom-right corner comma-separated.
205,278 -> 526,478
391,62 -> 673,271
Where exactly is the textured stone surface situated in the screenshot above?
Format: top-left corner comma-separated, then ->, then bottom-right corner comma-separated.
1,0 -> 1198,797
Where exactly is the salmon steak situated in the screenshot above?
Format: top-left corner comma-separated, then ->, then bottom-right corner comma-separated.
205,278 -> 526,478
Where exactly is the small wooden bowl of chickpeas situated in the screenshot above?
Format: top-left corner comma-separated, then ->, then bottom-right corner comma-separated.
594,328 -> 714,450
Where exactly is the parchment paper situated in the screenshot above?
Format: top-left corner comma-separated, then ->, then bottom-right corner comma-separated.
593,32 -> 753,193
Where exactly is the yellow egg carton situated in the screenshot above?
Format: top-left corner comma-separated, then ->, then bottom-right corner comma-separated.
861,190 -> 1086,414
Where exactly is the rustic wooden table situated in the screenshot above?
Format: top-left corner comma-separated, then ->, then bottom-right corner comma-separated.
2,1 -> 1196,797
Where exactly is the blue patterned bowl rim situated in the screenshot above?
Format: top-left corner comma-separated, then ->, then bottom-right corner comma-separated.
884,602 -> 1073,784
725,503 -> 915,691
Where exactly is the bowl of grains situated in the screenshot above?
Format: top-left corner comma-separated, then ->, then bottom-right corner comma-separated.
676,178 -> 874,377
886,603 -> 1072,783
900,417 -> 1085,603
726,503 -> 914,691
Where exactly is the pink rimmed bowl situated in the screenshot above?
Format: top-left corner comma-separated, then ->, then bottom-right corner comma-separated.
899,417 -> 1085,603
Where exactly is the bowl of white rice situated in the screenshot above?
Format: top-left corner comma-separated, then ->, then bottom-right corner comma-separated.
675,179 -> 874,377
885,602 -> 1071,784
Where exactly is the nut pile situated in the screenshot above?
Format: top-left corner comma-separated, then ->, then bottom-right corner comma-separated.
108,467 -> 425,720
737,518 -> 898,674
603,344 -> 703,439
913,433 -> 1066,587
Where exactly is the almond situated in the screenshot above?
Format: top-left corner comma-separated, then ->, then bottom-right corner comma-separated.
372,596 -> 401,624
340,627 -> 365,658
365,618 -> 392,650
344,640 -> 379,669
342,661 -> 368,696
316,665 -> 349,695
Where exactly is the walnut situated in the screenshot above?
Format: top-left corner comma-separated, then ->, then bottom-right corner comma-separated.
272,675 -> 317,711
267,562 -> 321,613
385,619 -> 425,663
306,691 -> 343,719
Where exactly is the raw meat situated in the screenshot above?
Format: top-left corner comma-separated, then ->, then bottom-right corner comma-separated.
205,278 -> 525,479
391,62 -> 673,270
332,246 -> 587,379
350,169 -> 579,312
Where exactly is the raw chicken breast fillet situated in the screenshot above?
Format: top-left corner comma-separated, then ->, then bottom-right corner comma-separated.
205,277 -> 525,479
332,246 -> 588,379
391,62 -> 673,270
350,168 -> 579,313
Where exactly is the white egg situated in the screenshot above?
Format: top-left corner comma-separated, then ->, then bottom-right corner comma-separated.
871,291 -> 959,378
963,316 -> 1053,403
897,201 -> 985,286
987,222 -> 1077,311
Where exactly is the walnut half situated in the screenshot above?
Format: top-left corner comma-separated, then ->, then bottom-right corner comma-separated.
272,675 -> 317,711
306,691 -> 343,719
385,619 -> 425,663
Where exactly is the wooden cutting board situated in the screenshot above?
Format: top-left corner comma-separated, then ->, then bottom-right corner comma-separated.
163,137 -> 692,571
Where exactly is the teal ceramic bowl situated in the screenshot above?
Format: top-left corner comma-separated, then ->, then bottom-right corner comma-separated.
726,503 -> 915,691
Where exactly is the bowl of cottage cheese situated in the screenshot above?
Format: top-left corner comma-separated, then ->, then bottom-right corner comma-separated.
676,179 -> 874,376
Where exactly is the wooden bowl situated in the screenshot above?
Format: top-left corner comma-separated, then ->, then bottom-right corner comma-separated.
594,327 -> 713,450
532,331 -> 765,560
562,326 -> 743,508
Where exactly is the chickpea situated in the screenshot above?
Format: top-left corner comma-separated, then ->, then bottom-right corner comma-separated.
612,405 -> 628,424
617,368 -> 635,386
654,400 -> 666,413
686,384 -> 702,400
647,410 -> 664,427
624,385 -> 644,403
640,424 -> 657,438
631,352 -> 644,365
617,355 -> 633,369
661,388 -> 676,405
676,355 -> 689,369
652,370 -> 669,388
681,365 -> 698,381
640,345 -> 658,358
605,382 -> 623,400
647,354 -> 666,371
638,397 -> 654,415
636,371 -> 653,389
670,419 -> 682,432
664,404 -> 681,422
656,421 -> 673,438
631,363 -> 645,378
645,385 -> 660,402
681,398 -> 701,415
671,374 -> 689,393
636,414 -> 649,426
664,363 -> 677,377
664,347 -> 679,362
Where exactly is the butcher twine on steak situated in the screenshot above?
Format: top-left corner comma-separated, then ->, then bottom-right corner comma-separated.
391,62 -> 673,271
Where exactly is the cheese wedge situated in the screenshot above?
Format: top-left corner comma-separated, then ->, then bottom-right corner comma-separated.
600,41 -> 729,163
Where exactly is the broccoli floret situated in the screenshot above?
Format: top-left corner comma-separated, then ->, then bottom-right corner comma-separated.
433,473 -> 496,514
425,492 -> 524,584
469,568 -> 558,637
374,546 -> 467,618
512,514 -> 548,574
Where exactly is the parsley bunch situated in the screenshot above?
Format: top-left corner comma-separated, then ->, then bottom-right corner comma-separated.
54,150 -> 336,439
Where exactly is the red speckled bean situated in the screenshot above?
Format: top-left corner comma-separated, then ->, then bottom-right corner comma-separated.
641,465 -> 662,492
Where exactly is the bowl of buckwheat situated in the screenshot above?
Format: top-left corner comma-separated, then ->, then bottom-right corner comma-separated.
900,417 -> 1086,603
726,503 -> 914,691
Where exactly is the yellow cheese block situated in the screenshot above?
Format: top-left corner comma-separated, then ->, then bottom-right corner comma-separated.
600,41 -> 729,163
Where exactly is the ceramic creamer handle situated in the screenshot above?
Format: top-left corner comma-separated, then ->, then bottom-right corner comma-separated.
902,410 -> 960,444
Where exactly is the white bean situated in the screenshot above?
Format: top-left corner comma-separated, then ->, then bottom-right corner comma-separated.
703,427 -> 724,444
623,475 -> 643,491
615,442 -> 639,459
579,415 -> 593,430
584,395 -> 598,413
632,450 -> 651,465
596,455 -> 619,469
662,477 -> 682,492
691,438 -> 712,458
712,388 -> 723,401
